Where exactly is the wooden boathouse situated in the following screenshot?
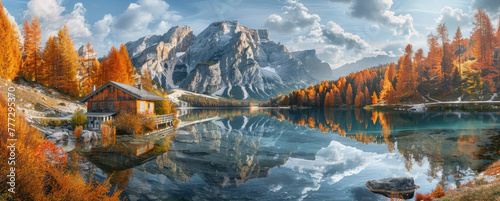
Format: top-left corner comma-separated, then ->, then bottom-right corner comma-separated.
79,81 -> 173,130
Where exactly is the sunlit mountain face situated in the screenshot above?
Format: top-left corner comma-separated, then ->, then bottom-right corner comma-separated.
65,108 -> 500,200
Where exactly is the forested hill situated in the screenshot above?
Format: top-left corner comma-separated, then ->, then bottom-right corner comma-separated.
261,8 -> 500,108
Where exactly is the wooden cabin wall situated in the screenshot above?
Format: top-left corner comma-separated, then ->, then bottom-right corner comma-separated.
85,85 -> 157,115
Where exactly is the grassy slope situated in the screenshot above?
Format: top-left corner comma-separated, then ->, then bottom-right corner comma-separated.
0,77 -> 86,118
439,161 -> 500,200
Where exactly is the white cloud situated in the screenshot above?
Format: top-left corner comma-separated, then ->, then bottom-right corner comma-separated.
97,0 -> 182,46
24,0 -> 92,47
435,6 -> 473,35
317,46 -> 346,68
93,14 -> 113,42
265,0 -> 321,33
23,0 -> 181,55
330,0 -> 418,41
321,21 -> 370,51
272,1 -> 386,68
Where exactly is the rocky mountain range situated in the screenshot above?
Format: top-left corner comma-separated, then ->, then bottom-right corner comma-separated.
123,21 -> 334,100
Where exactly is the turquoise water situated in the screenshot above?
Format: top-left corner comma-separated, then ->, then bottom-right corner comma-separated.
71,108 -> 500,200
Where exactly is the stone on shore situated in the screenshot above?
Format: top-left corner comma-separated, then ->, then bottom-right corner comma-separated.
366,177 -> 417,192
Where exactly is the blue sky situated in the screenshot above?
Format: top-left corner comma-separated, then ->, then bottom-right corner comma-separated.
3,0 -> 500,68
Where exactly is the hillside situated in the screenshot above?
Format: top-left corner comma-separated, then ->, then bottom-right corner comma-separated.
166,89 -> 219,105
0,78 -> 86,120
331,55 -> 398,80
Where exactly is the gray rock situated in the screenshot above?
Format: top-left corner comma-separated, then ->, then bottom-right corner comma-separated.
366,177 -> 417,192
81,130 -> 100,142
49,132 -> 69,141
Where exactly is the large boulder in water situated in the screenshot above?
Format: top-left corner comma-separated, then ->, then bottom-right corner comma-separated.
81,130 -> 100,142
366,177 -> 418,199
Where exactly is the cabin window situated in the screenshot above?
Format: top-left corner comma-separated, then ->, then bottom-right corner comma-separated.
140,102 -> 145,114
100,103 -> 105,110
109,86 -> 114,93
92,103 -> 97,111
108,103 -> 114,110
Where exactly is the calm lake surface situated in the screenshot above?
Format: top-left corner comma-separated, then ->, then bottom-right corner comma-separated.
66,108 -> 500,201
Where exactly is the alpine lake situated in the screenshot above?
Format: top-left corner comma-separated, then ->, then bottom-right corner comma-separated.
59,108 -> 500,201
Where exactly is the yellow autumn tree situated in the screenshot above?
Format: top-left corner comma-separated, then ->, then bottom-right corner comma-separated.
346,84 -> 353,105
100,44 -> 136,85
21,16 -> 42,82
371,91 -> 378,104
43,26 -> 80,96
0,1 -> 21,80
58,26 -> 80,96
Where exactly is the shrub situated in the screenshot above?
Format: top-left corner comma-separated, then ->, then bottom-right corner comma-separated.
71,109 -> 87,128
74,126 -> 83,140
155,99 -> 176,115
115,111 -> 143,134
431,184 -> 445,198
415,193 -> 433,201
415,183 -> 446,201
143,116 -> 156,132
47,88 -> 54,94
48,120 -> 62,127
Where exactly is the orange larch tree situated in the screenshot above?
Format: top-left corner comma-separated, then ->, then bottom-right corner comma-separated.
119,43 -> 136,85
346,84 -> 353,105
396,44 -> 416,98
0,0 -> 21,80
437,23 -> 454,87
427,32 -> 443,83
453,26 -> 463,75
22,16 -> 42,82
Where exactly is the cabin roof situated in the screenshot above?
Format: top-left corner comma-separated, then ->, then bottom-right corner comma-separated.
79,81 -> 166,102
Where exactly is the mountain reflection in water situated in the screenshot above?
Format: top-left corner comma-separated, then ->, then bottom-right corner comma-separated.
68,108 -> 500,201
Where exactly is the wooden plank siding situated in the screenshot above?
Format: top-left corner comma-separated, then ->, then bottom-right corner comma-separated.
86,85 -> 155,115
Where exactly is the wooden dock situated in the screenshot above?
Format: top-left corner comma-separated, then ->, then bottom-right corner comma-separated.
153,114 -> 174,127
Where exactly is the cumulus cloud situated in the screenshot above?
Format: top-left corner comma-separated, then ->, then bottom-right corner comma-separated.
329,0 -> 418,41
296,20 -> 383,67
471,0 -> 500,16
97,0 -> 182,44
321,21 -> 370,51
24,0 -> 91,47
92,14 -> 113,42
317,46 -> 345,67
23,0 -> 181,55
435,6 -> 473,34
265,0 -> 321,33
270,1 -> 387,68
